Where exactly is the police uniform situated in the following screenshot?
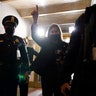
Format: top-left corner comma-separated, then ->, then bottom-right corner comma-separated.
0,15 -> 29,96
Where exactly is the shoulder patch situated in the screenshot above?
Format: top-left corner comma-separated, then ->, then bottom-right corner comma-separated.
14,38 -> 19,44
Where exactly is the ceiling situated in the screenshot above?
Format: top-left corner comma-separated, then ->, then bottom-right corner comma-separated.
0,0 -> 95,33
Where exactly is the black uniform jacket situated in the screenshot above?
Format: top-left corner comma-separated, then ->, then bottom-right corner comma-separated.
0,33 -> 29,81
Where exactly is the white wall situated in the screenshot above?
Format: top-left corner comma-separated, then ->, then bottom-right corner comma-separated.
23,18 -> 32,38
0,2 -> 28,38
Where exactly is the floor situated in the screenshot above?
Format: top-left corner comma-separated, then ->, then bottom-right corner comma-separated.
28,88 -> 42,96
17,88 -> 42,96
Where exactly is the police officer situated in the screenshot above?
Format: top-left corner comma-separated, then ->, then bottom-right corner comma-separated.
0,15 -> 29,96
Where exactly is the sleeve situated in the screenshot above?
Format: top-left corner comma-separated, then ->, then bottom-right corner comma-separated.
18,37 -> 30,73
31,23 -> 38,42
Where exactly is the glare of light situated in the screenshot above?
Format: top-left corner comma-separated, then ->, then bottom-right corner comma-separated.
69,26 -> 75,33
63,38 -> 70,43
64,0 -> 80,3
71,73 -> 74,80
91,0 -> 96,5
36,0 -> 46,6
36,27 -> 45,38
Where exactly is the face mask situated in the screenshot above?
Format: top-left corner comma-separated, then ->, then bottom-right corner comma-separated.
49,34 -> 61,41
5,25 -> 15,36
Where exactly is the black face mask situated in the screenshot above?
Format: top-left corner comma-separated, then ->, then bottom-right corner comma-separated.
5,26 -> 15,36
49,34 -> 61,41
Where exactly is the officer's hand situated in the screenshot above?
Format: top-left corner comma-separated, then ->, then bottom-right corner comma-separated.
61,83 -> 71,96
31,5 -> 38,23
25,71 -> 29,78
24,71 -> 29,83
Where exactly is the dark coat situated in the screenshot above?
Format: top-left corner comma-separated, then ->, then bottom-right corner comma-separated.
61,5 -> 96,96
0,34 -> 29,81
31,24 -> 68,77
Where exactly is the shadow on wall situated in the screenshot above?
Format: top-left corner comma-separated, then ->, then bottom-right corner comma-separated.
0,2 -> 27,38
